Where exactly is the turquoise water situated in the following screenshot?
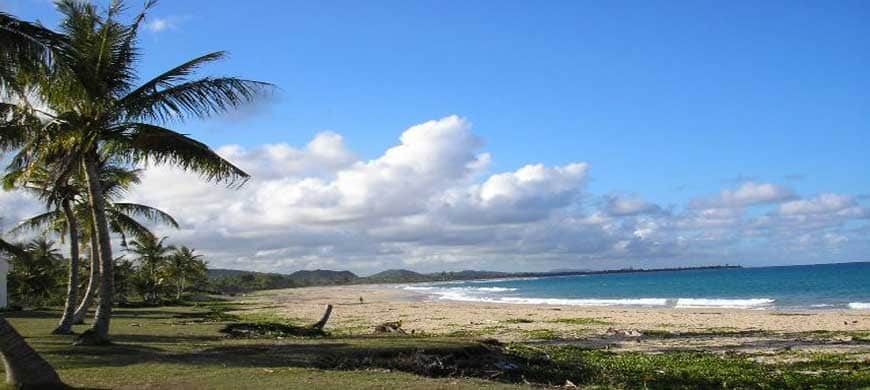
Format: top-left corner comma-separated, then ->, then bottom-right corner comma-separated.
405,262 -> 870,310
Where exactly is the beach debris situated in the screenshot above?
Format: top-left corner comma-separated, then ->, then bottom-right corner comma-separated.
374,320 -> 406,334
310,304 -> 334,330
605,327 -> 644,337
220,322 -> 327,338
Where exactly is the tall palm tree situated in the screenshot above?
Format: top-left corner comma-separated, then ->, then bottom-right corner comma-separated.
166,246 -> 206,300
3,165 -> 83,334
0,236 -> 63,388
1,1 -> 268,344
9,162 -> 179,325
0,318 -> 63,388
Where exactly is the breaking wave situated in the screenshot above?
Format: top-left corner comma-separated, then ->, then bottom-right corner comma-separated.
404,286 -> 786,309
674,298 -> 775,309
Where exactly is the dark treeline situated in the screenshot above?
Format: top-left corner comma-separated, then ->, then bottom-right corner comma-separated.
4,236 -> 210,310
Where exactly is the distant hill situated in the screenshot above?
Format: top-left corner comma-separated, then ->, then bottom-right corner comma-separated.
208,265 -> 741,293
288,269 -> 358,285
362,269 -> 428,283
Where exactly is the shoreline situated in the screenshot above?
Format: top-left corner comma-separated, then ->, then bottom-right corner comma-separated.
399,285 -> 869,311
247,284 -> 870,356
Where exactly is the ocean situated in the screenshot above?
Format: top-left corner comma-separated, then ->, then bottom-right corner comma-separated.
403,262 -> 870,310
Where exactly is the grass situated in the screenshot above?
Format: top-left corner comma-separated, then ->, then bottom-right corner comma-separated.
525,329 -> 560,340
2,299 -> 869,389
2,304 -> 520,389
508,344 -> 870,389
549,317 -> 612,326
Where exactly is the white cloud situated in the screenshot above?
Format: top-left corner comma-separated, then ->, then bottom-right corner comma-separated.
145,15 -> 189,33
690,181 -> 795,209
2,115 -> 869,273
778,193 -> 865,217
605,194 -> 662,216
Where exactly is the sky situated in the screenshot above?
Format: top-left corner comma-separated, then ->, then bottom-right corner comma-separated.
1,0 -> 869,274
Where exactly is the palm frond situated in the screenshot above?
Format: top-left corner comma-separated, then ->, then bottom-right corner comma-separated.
107,210 -> 154,243
121,76 -> 272,123
119,51 -> 227,111
9,210 -> 64,236
0,12 -> 66,81
111,202 -> 179,228
107,122 -> 249,184
0,236 -> 29,261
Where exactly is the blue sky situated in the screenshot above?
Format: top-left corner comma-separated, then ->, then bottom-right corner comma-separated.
2,0 -> 869,273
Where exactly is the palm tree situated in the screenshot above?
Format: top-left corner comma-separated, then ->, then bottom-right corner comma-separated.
9,163 -> 179,325
0,236 -> 63,388
2,1 -> 268,344
3,165 -> 83,334
166,246 -> 206,300
7,239 -> 66,307
127,235 -> 174,304
0,318 -> 63,388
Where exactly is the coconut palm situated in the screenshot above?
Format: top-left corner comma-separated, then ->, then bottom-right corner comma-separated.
10,162 -> 178,320
0,317 -> 63,388
166,246 -> 207,300
3,165 -> 84,334
126,235 -> 174,304
0,236 -> 63,388
7,238 -> 66,307
1,1 -> 267,344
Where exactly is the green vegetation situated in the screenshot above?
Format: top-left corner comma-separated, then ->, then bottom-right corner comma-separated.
550,317 -> 613,326
508,345 -> 870,389
209,269 -> 356,294
4,302 -> 867,389
525,329 -> 560,340
0,305 -> 518,389
3,237 -> 209,309
5,238 -> 66,308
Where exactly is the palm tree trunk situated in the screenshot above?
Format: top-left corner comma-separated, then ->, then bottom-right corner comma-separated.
77,154 -> 114,345
310,304 -> 333,330
176,273 -> 185,300
0,317 -> 63,388
72,235 -> 99,325
52,199 -> 79,335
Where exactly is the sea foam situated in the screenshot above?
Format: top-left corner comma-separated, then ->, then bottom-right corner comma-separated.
848,302 -> 870,310
675,298 -> 774,309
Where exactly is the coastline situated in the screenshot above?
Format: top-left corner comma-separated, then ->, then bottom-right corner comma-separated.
249,284 -> 870,356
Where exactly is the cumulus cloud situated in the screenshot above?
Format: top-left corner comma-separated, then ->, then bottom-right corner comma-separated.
440,162 -> 588,225
690,181 -> 795,209
2,115 -> 868,273
605,194 -> 663,216
778,193 -> 867,217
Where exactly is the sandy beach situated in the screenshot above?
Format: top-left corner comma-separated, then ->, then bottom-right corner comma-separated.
246,284 -> 870,358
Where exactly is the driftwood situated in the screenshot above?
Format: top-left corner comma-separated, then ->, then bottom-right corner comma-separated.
310,304 -> 333,330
